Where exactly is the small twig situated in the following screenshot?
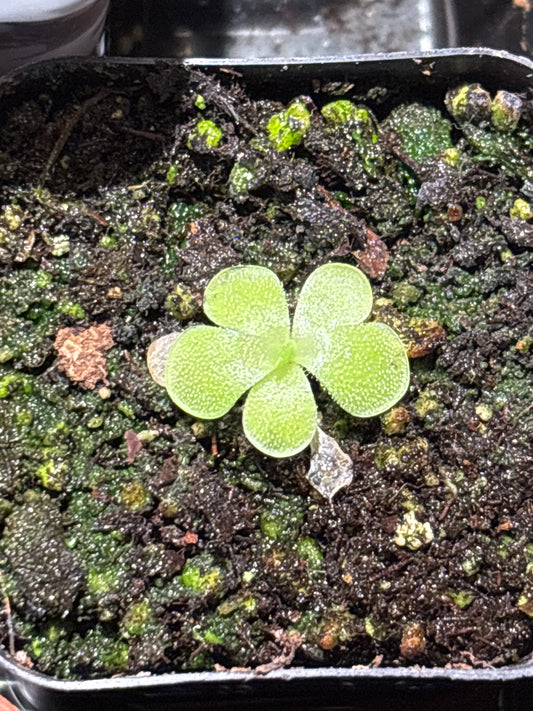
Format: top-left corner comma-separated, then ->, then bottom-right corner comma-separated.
188,69 -> 257,135
40,90 -> 110,185
388,482 -> 410,505
381,130 -> 423,176
368,556 -> 412,583
87,210 -> 109,227
116,126 -> 166,143
438,497 -> 456,522
517,399 -> 533,420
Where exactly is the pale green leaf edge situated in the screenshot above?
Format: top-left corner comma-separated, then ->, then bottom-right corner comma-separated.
203,264 -> 290,336
308,321 -> 410,419
164,325 -> 278,420
242,362 -> 317,457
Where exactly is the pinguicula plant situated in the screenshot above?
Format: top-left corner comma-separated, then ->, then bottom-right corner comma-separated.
150,263 -> 410,458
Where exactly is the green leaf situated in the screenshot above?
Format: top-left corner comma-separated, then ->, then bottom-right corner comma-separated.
164,325 -> 279,419
303,322 -> 410,418
243,362 -> 317,457
204,265 -> 290,336
292,262 -> 373,367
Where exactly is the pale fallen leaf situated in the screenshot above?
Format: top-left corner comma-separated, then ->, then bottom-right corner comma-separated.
146,332 -> 180,387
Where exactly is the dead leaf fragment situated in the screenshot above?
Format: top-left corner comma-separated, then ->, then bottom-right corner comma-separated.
407,318 -> 446,358
54,323 -> 114,389
255,629 -> 302,674
353,229 -> 390,280
372,302 -> 446,359
125,429 -> 143,463
13,650 -> 34,669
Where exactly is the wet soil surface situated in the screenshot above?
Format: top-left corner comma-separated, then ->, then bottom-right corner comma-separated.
1,62 -> 533,679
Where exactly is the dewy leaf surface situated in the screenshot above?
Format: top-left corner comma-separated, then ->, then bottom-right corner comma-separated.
307,321 -> 410,418
293,262 -> 372,335
164,325 -> 279,419
204,265 -> 290,336
243,362 -> 317,457
292,262 -> 373,368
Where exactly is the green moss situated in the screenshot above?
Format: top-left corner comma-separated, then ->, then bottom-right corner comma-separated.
193,612 -> 238,647
517,591 -> 533,617
122,599 -> 153,636
381,406 -> 409,436
461,551 -> 481,577
491,91 -> 523,132
394,511 -> 434,550
217,595 -> 257,616
99,234 -> 117,248
321,100 -> 369,126
101,640 -> 130,670
188,119 -> 223,148
35,270 -> 53,289
364,615 -> 387,641
35,459 -> 67,491
415,387 -> 441,419
194,94 -> 206,110
87,568 -> 121,594
117,400 -> 135,419
510,198 -> 532,220
447,589 -> 475,609
164,283 -> 199,321
496,534 -> 514,559
120,481 -> 152,511
445,83 -> 491,123
384,103 -> 453,162
229,163 -> 255,195
462,122 -> 533,182
167,201 -> 205,244
42,233 -> 70,257
58,301 -> 86,319
180,554 -> 229,595
392,282 -> 421,309
181,565 -> 219,593
297,537 -> 324,571
166,164 -> 178,185
267,101 -> 311,151
374,437 -> 429,473
0,372 -> 33,398
260,496 -> 305,542
442,147 -> 461,166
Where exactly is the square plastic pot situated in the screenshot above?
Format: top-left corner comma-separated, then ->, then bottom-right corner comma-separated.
0,48 -> 533,711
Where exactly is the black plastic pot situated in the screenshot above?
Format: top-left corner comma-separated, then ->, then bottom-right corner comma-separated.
1,48 -> 533,711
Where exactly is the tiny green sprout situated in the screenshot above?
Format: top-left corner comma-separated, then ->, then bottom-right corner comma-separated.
267,101 -> 311,151
510,198 -> 532,220
321,100 -> 370,127
194,94 -> 206,110
154,263 -> 410,458
188,119 -> 222,149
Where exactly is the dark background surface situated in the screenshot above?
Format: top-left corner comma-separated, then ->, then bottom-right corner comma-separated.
106,0 -> 533,60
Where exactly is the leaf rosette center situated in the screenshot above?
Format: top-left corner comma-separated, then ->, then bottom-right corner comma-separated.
158,263 -> 410,457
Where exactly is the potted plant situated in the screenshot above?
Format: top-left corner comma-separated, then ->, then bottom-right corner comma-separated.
0,49 -> 533,710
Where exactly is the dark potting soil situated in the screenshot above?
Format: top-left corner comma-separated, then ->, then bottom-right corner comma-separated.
1,63 -> 533,680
